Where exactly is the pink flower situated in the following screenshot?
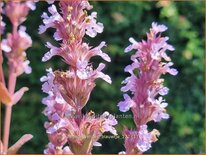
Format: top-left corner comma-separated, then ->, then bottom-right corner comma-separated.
1,26 -> 32,75
118,22 -> 177,153
118,94 -> 135,112
5,1 -> 36,26
123,125 -> 151,153
151,22 -> 167,34
0,1 -> 36,154
151,97 -> 169,122
122,125 -> 160,154
40,1 -> 115,154
43,110 -> 117,154
1,0 -> 34,76
38,5 -> 63,34
101,111 -> 118,135
85,12 -> 104,37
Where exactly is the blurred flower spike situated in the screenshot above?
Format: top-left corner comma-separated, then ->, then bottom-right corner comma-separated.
0,0 -> 36,154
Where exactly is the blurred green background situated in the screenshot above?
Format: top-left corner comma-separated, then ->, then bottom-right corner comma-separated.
1,0 -> 205,154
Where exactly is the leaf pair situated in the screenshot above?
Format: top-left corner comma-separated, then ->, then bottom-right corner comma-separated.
0,134 -> 33,154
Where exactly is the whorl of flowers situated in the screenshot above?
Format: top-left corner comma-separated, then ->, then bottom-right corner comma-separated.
39,0 -> 117,154
118,22 -> 178,154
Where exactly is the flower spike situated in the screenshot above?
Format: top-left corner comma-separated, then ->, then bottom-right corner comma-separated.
40,1 -> 117,154
118,22 -> 178,154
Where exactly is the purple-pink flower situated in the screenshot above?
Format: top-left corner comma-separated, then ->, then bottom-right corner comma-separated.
0,1 -> 36,154
4,1 -> 35,26
118,22 -> 178,154
1,1 -> 35,76
1,26 -> 32,75
40,0 -> 117,154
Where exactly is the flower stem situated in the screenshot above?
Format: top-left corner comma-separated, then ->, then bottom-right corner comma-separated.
3,19 -> 18,153
3,105 -> 12,153
3,71 -> 16,153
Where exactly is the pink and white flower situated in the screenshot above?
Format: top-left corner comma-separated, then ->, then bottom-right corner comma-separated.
40,0 -> 116,154
1,26 -> 32,75
0,1 -> 36,154
5,1 -> 36,26
118,22 -> 177,153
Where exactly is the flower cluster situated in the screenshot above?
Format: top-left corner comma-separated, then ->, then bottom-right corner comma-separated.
118,22 -> 178,154
39,0 -> 117,154
0,1 -> 36,154
1,1 -> 35,76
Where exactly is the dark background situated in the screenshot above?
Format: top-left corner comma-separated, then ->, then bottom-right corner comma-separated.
1,0 -> 205,154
